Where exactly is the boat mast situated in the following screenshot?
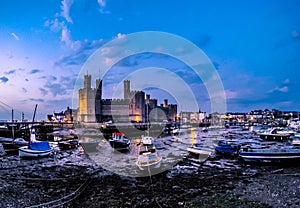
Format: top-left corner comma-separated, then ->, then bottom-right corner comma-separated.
11,109 -> 15,139
29,104 -> 38,142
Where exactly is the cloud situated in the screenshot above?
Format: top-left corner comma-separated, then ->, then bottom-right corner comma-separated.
0,76 -> 9,83
39,88 -> 48,96
54,38 -> 104,67
225,90 -> 238,99
29,98 -> 44,102
196,35 -> 211,48
44,83 -> 67,97
30,69 -> 43,74
11,33 -> 19,41
21,88 -> 28,93
284,79 -> 290,84
7,52 -> 13,59
291,30 -> 299,39
61,0 -> 74,23
269,86 -> 288,93
61,27 -> 72,45
5,69 -> 17,75
97,0 -> 106,8
39,75 -> 75,97
116,33 -> 125,39
97,0 -> 110,14
44,18 -> 65,32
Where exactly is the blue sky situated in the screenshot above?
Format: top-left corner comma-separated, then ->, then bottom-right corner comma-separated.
1,0 -> 300,120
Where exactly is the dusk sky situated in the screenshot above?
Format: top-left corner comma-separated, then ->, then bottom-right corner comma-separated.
1,0 -> 300,120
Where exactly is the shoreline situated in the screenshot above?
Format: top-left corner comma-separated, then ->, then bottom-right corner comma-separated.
1,146 -> 299,207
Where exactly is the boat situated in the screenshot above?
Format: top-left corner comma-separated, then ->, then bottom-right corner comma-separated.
258,128 -> 291,141
187,144 -> 213,156
136,145 -> 162,171
58,140 -> 79,150
141,136 -> 154,145
0,137 -> 14,143
19,141 -> 53,158
18,104 -> 54,158
292,137 -> 300,146
172,128 -> 180,135
2,138 -> 28,153
239,148 -> 300,163
214,141 -> 241,156
109,132 -> 130,150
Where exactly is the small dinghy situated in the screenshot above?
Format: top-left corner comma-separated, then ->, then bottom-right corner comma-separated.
19,141 -> 53,158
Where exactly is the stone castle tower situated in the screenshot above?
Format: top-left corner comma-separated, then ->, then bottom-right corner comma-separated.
78,74 -> 101,122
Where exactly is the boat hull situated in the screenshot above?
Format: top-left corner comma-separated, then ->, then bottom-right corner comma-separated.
109,140 -> 130,150
259,134 -> 290,141
239,149 -> 300,163
19,146 -> 53,158
2,141 -> 28,153
58,140 -> 79,150
136,156 -> 162,171
187,147 -> 212,156
215,145 -> 240,156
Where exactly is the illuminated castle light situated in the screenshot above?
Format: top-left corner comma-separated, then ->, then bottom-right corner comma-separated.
77,74 -> 177,123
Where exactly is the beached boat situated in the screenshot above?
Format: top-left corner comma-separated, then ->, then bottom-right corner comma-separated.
239,148 -> 300,163
58,140 -> 79,150
258,128 -> 291,141
141,136 -> 154,145
187,145 -> 213,156
136,145 -> 162,171
292,137 -> 300,146
109,132 -> 130,150
215,141 -> 241,156
19,141 -> 53,158
0,137 -> 14,143
2,138 -> 28,153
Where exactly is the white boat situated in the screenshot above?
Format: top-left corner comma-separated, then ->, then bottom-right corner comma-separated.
187,145 -> 213,156
239,148 -> 300,163
19,141 -> 53,158
292,137 -> 300,146
136,145 -> 162,171
258,128 -> 291,141
141,136 -> 154,145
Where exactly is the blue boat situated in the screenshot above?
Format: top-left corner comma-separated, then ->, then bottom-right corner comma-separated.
215,141 -> 241,156
19,141 -> 53,158
239,148 -> 300,163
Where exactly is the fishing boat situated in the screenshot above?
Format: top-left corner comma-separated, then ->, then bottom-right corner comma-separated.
258,128 -> 291,141
18,104 -> 54,158
109,132 -> 130,150
19,141 -> 53,158
214,141 -> 241,156
239,148 -> 300,163
136,145 -> 162,171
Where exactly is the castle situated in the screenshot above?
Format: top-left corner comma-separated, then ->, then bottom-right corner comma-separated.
77,74 -> 177,123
